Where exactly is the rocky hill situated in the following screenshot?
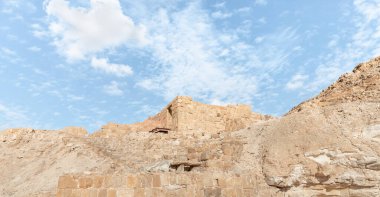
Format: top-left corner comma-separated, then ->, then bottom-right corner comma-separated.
236,56 -> 380,196
0,57 -> 379,196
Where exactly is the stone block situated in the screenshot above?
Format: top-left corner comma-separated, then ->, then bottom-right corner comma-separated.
141,174 -> 153,188
187,153 -> 198,160
98,189 -> 107,197
177,174 -> 191,185
204,188 -> 221,197
88,189 -> 98,197
58,176 -> 78,189
233,176 -> 242,188
243,189 -> 254,197
185,185 -> 195,196
202,176 -> 215,187
134,188 -> 145,197
235,188 -> 243,197
153,174 -> 161,187
107,189 -> 117,197
225,177 -> 235,188
79,177 -> 93,189
194,187 -> 205,197
70,189 -> 81,197
80,189 -> 90,197
160,174 -> 170,186
105,175 -> 123,188
127,175 -> 138,188
222,188 -> 236,197
152,188 -> 165,197
200,151 -> 210,161
169,173 -> 177,185
56,189 -> 72,197
93,176 -> 104,188
117,189 -> 134,197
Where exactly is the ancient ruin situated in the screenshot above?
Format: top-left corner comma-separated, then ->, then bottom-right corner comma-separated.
95,96 -> 271,136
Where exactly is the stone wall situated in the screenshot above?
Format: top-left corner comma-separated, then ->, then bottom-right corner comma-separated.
94,96 -> 271,136
56,172 -> 258,197
172,96 -> 269,134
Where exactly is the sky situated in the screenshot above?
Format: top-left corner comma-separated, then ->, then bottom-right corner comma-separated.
0,0 -> 380,132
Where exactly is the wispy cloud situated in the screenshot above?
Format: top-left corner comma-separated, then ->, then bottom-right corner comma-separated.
211,11 -> 232,19
0,103 -> 29,130
44,0 -> 148,61
91,57 -> 133,77
304,0 -> 380,92
255,0 -> 268,6
103,81 -> 123,96
286,74 -> 309,90
132,1 -> 298,105
137,2 -> 260,104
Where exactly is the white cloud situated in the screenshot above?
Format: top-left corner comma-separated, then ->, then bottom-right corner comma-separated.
0,103 -> 29,130
0,47 -> 16,56
255,36 -> 265,43
286,74 -> 309,90
255,0 -> 268,6
44,0 -> 148,60
91,57 -> 133,77
31,23 -> 48,38
67,94 -> 84,101
103,81 -> 123,96
28,46 -> 41,52
211,11 -> 232,19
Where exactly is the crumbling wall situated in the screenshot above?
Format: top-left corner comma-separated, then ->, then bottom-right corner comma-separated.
56,172 -> 258,197
173,96 -> 269,134
93,96 -> 271,136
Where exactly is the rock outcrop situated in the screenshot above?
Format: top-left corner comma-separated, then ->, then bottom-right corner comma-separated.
236,56 -> 380,196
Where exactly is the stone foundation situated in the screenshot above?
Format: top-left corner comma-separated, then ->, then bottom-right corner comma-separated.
56,172 -> 258,197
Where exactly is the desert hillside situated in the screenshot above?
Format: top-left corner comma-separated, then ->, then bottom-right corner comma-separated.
0,57 -> 379,196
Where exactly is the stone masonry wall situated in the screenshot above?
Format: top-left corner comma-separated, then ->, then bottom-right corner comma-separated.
93,96 -> 271,136
173,96 -> 268,134
56,172 -> 258,197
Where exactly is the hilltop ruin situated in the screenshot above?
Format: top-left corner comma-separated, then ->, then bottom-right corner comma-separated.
95,96 -> 271,136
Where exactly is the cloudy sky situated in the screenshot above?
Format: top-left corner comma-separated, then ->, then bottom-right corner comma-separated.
0,0 -> 379,132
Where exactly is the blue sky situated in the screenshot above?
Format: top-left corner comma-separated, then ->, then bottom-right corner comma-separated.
0,0 -> 379,132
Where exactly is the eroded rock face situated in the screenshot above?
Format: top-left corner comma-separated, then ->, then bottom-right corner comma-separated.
236,56 -> 380,196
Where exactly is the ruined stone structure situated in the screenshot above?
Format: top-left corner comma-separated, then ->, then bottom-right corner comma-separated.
96,96 -> 270,136
57,172 -> 259,197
